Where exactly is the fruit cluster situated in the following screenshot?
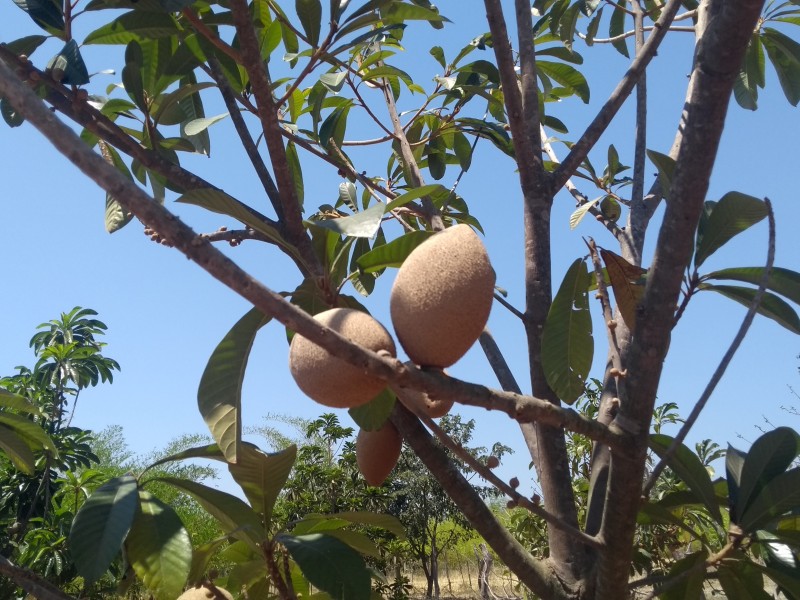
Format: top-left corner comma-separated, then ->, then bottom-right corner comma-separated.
288,225 -> 495,485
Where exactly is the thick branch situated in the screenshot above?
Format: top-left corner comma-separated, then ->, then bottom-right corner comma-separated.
596,1 -> 768,597
552,0 -> 683,193
229,0 -> 320,275
0,554 -> 77,600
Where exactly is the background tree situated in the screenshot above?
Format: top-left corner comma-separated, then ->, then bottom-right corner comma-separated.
2,0 -> 800,598
0,308 -> 119,596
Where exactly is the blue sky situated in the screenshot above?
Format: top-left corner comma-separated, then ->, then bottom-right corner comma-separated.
1,1 -> 799,495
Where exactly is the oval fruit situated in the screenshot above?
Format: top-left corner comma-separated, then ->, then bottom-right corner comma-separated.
177,585 -> 234,600
390,224 -> 494,367
289,308 -> 396,408
356,422 -> 402,486
391,364 -> 453,418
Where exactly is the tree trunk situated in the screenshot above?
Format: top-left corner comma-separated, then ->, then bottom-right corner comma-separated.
431,540 -> 440,599
475,543 -> 492,600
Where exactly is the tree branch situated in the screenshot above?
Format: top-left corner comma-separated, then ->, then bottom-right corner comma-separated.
552,0 -> 683,193
595,1 -> 768,596
643,198 -> 775,496
391,404 -> 575,600
0,60 -> 625,452
0,554 -> 77,600
229,0 -> 321,276
206,55 -> 284,222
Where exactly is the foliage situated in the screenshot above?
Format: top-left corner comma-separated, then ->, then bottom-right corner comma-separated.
2,0 -> 800,598
0,308 -> 119,596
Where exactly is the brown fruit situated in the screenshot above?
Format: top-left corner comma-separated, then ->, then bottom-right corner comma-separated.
177,585 -> 233,600
356,422 -> 402,486
289,308 -> 396,408
486,455 -> 500,469
391,364 -> 453,418
390,225 -> 495,367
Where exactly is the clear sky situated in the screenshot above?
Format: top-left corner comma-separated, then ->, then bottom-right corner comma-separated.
2,1 -> 799,496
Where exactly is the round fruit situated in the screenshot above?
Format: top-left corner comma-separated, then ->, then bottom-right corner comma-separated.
356,422 -> 402,486
289,308 -> 396,408
177,584 -> 234,600
391,365 -> 453,418
390,225 -> 495,368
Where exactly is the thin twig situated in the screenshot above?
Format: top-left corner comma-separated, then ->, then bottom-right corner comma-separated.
419,413 -> 604,551
493,293 -> 526,322
182,7 -> 243,63
552,0 -> 683,193
206,55 -> 284,221
627,0 -> 649,264
382,79 -> 444,231
643,198 -> 776,496
580,24 -> 694,44
199,228 -> 275,245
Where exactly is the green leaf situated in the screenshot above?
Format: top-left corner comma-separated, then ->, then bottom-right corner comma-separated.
695,192 -> 767,267
228,443 -> 297,527
286,140 -> 304,210
649,434 -> 723,524
735,427 -> 800,523
198,307 -> 270,463
384,2 -> 448,24
296,0 -> 323,46
318,105 -> 351,148
0,389 -> 39,414
12,0 -> 64,32
536,61 -> 590,103
656,550 -> 708,600
0,424 -> 36,475
699,285 -> 800,334
320,71 -> 348,93
717,559 -> 772,600
183,113 -> 229,136
568,198 -> 599,229
355,230 -> 435,272
541,258 -> 593,404
1,97 -> 24,128
309,203 -> 385,238
179,72 -> 211,155
324,511 -> 405,538
763,28 -> 800,106
703,267 -> 800,305
749,560 -> 800,599
187,538 -> 228,585
338,182 -> 357,211
154,477 -> 265,549
349,388 -> 395,431
609,1 -> 629,57
176,189 -> 301,262
385,184 -> 445,211
5,34 -> 47,57
52,39 -> 90,85
0,412 -> 57,454
278,534 -> 371,600
84,12 -> 180,44
741,467 -> 800,531
69,475 -> 138,584
325,530 -> 381,557
646,149 -> 676,198
126,490 -> 191,600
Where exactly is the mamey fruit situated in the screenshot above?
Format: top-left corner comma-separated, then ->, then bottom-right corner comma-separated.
289,308 -> 396,408
391,364 -> 453,418
393,384 -> 454,418
390,224 -> 494,367
177,584 -> 234,600
356,422 -> 403,486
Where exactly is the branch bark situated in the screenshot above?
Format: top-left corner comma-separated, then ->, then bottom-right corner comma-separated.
595,2 -> 768,597
0,554 -> 77,600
